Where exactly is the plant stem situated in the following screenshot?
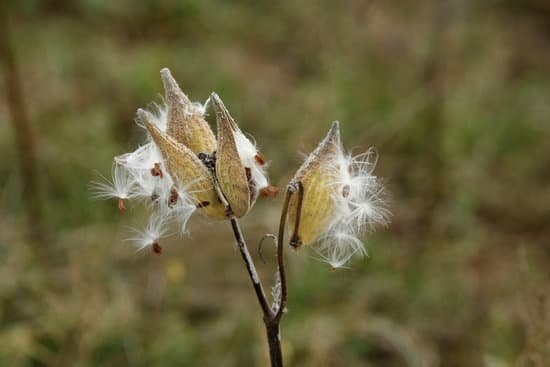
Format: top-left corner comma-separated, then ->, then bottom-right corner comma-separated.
265,323 -> 283,367
229,218 -> 273,318
228,184 -> 300,366
229,218 -> 283,366
274,187 -> 295,321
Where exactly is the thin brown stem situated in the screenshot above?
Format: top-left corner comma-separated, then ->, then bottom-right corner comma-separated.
229,217 -> 283,366
275,182 -> 304,321
229,218 -> 273,318
265,323 -> 283,367
274,185 -> 296,321
289,181 -> 304,248
226,179 -> 308,366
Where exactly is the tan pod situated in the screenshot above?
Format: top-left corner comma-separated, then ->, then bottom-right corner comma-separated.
139,109 -> 226,219
160,68 -> 217,156
287,122 -> 342,247
211,93 -> 251,218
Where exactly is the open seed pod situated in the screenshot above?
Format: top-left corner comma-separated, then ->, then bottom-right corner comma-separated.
210,93 -> 251,218
160,68 -> 217,156
138,109 -> 227,219
287,122 -> 342,248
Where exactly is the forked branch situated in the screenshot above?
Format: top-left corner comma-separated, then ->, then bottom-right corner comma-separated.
227,182 -> 303,367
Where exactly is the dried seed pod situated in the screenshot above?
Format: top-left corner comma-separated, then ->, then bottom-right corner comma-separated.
287,121 -> 342,247
160,68 -> 217,155
211,93 -> 251,218
138,109 -> 226,219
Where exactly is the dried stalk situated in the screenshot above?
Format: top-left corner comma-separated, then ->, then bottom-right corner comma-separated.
0,4 -> 44,243
227,182 -> 302,367
229,217 -> 282,366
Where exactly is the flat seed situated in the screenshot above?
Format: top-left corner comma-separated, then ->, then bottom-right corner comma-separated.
342,184 -> 350,198
260,185 -> 279,197
196,201 -> 210,208
151,162 -> 164,178
254,153 -> 265,165
152,242 -> 162,255
168,187 -> 178,207
118,198 -> 126,214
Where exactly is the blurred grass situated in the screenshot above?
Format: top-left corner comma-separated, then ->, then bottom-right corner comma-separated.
1,0 -> 550,366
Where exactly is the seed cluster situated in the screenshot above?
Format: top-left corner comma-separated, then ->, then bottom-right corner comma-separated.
92,68 -> 388,267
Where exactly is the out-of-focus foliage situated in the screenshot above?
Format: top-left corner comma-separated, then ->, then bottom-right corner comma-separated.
1,0 -> 549,366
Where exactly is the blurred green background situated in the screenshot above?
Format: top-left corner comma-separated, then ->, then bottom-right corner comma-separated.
1,1 -> 550,366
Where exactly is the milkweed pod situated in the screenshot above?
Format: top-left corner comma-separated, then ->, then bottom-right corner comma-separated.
138,109 -> 227,219
287,121 -> 342,248
160,68 -> 217,155
210,93 -> 251,218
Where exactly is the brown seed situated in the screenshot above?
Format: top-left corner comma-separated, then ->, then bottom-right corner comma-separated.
254,153 -> 265,165
152,242 -> 162,255
260,185 -> 279,197
196,201 -> 210,208
118,198 -> 126,214
168,187 -> 178,207
342,184 -> 350,198
151,162 -> 163,178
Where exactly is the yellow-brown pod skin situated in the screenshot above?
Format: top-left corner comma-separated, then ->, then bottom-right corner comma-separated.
288,122 -> 341,247
139,109 -> 227,220
160,68 -> 217,156
211,93 -> 251,218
